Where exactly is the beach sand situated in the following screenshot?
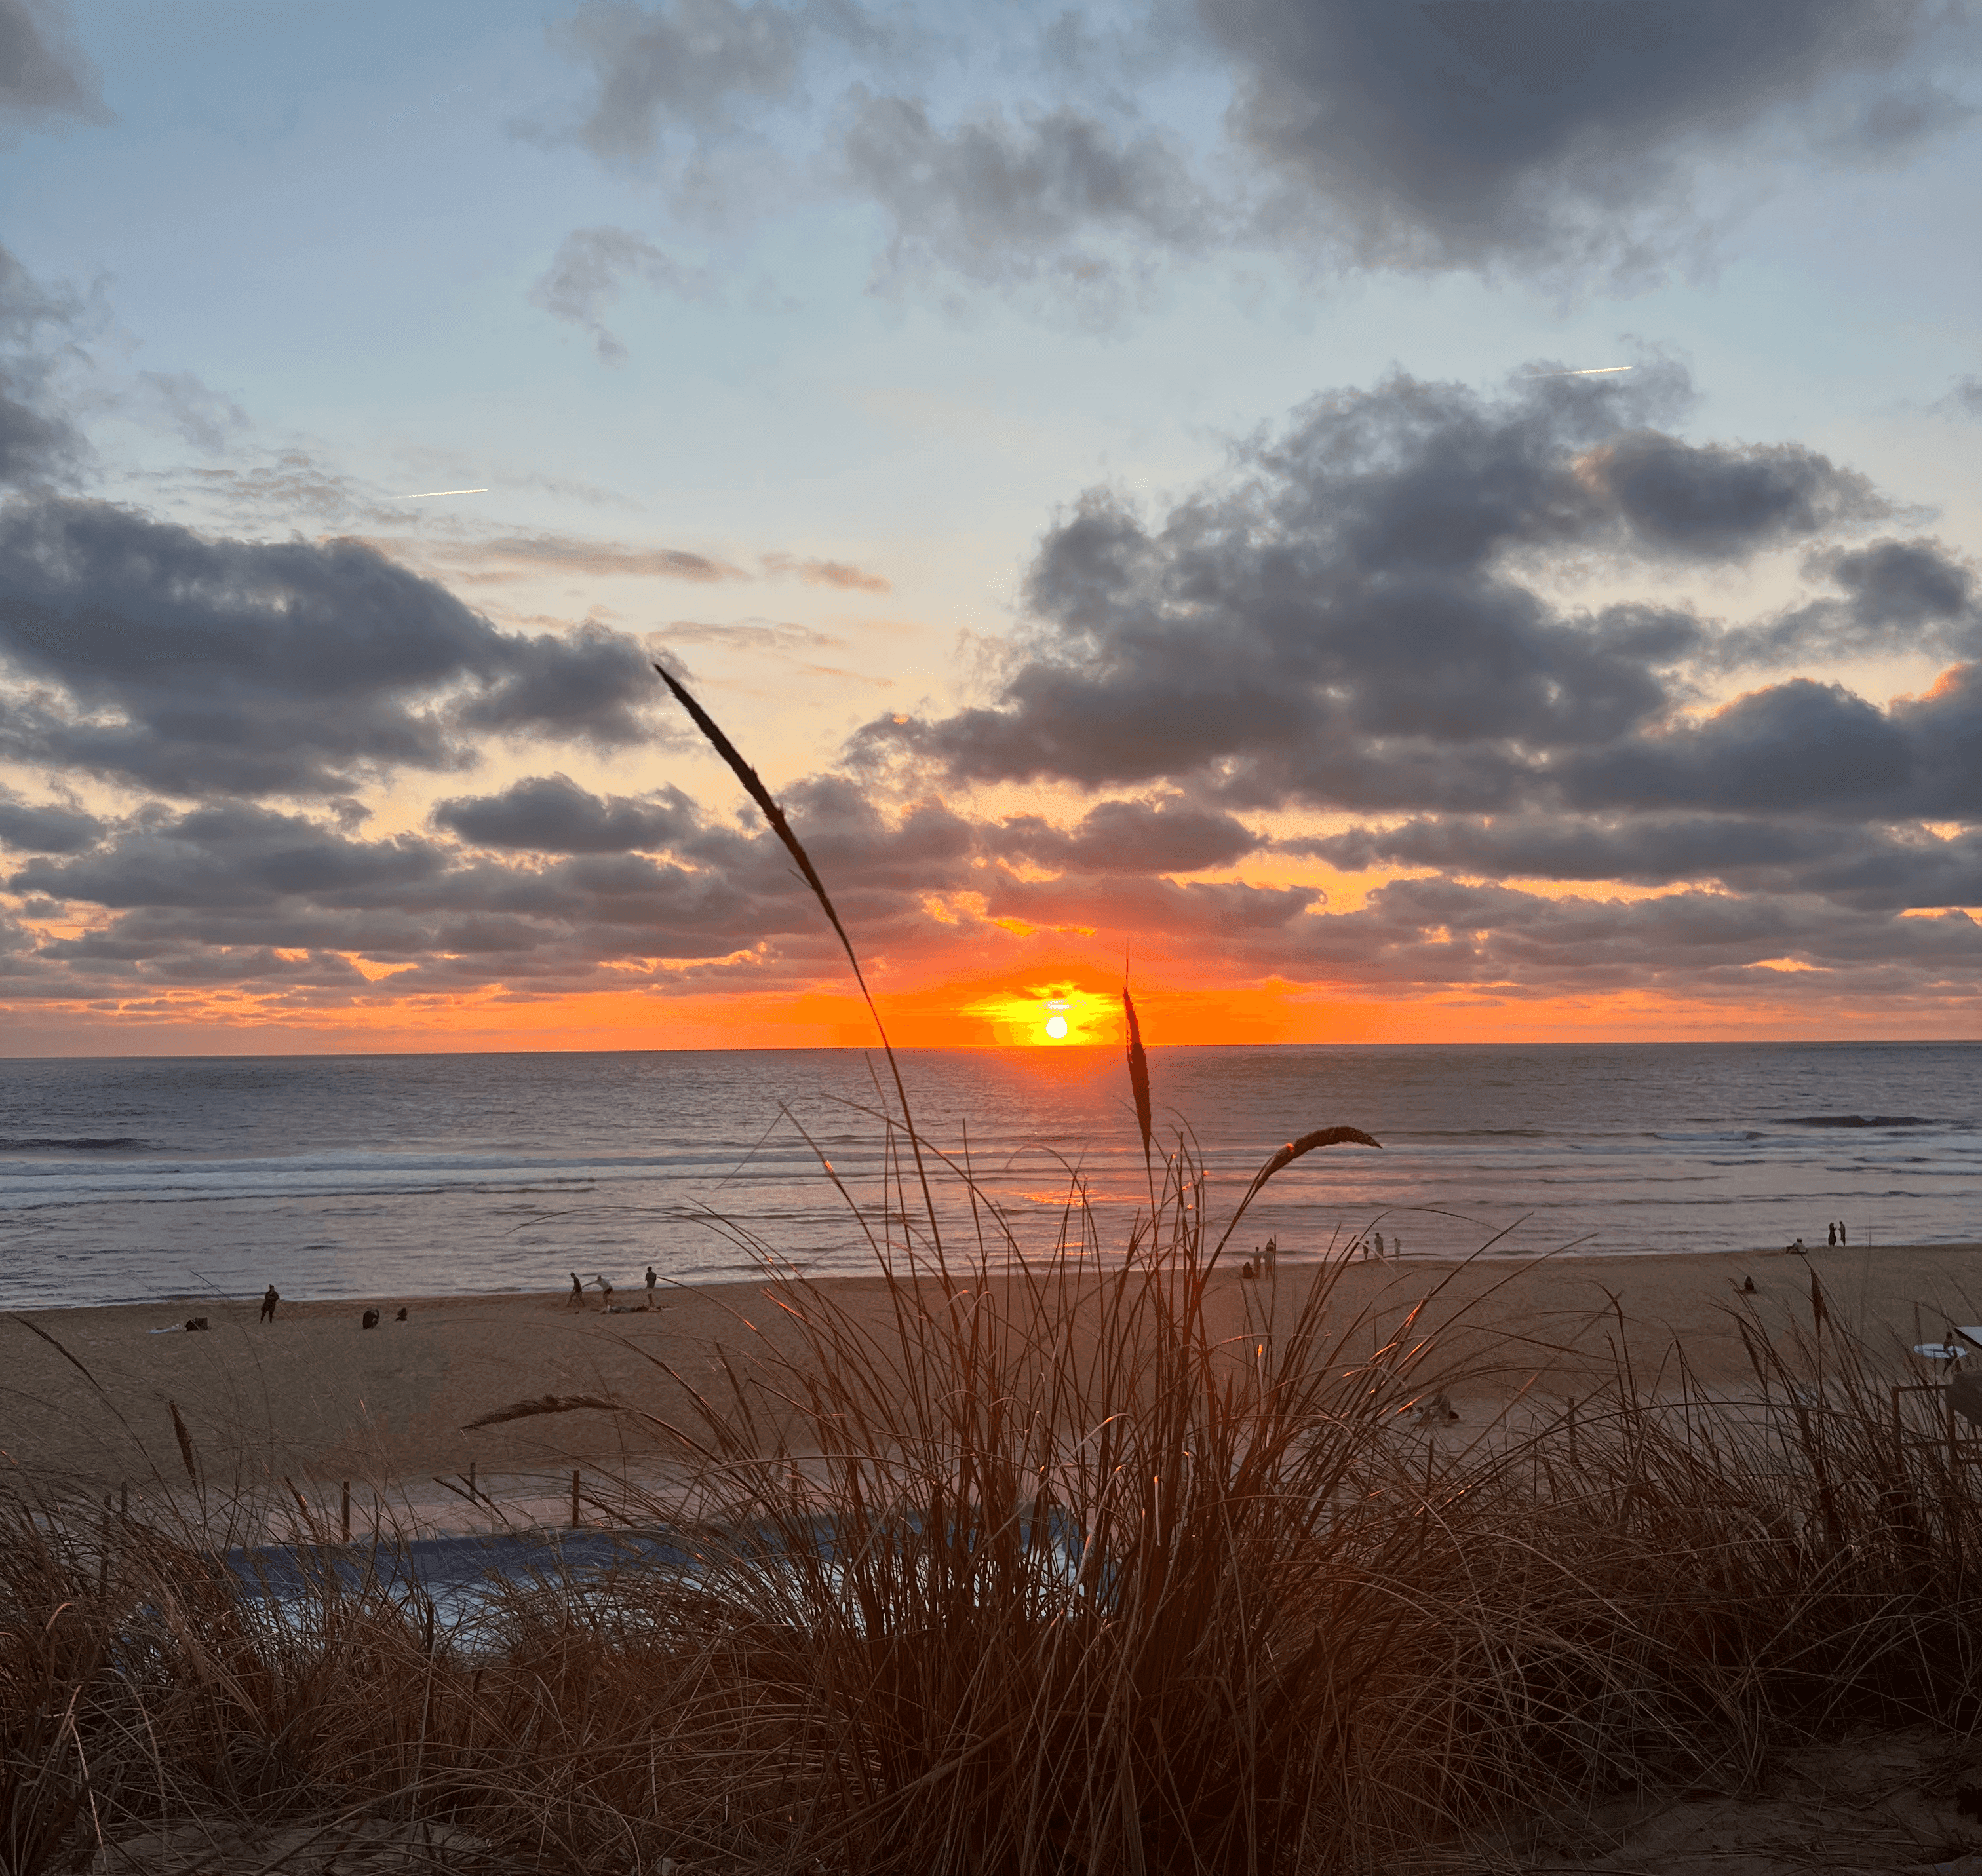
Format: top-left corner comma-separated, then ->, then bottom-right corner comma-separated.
7,1240 -> 1981,1512
16,1245 -> 1982,1876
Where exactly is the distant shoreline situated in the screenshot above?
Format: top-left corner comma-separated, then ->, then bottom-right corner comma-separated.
64,1235 -> 1976,1311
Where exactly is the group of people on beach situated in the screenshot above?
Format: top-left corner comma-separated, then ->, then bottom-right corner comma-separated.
568,1267 -> 660,1310
1237,1229 -> 1404,1279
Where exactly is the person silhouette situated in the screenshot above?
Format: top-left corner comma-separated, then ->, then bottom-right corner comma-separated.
1840,1221 -> 1848,1246
1828,1223 -> 1838,1248
644,1265 -> 657,1307
259,1284 -> 279,1323
1373,1231 -> 1385,1259
568,1272 -> 583,1308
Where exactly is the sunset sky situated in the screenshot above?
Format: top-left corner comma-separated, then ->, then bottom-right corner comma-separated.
3,0 -> 1980,1053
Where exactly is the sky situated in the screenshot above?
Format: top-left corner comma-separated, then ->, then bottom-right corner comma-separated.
1,0 -> 1980,1054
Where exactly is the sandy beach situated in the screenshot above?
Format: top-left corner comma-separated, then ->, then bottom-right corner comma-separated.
8,1240 -> 1981,1510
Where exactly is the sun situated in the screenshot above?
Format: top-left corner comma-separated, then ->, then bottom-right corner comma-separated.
962,984 -> 1121,1045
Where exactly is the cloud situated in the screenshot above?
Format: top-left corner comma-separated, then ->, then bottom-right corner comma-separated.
1202,0 -> 1973,273
0,0 -> 111,143
1298,813 -> 1982,913
446,532 -> 745,581
0,243 -> 87,489
9,777 -> 1975,1017
538,0 -> 1977,317
841,94 -> 1216,319
856,365 -> 1909,801
0,788 -> 100,854
434,773 -> 701,853
1574,431 -> 1886,559
530,225 -> 716,364
559,0 -> 812,159
1935,375 -> 1982,419
125,369 -> 251,452
990,797 -> 1262,875
761,551 -> 890,592
0,499 -> 669,798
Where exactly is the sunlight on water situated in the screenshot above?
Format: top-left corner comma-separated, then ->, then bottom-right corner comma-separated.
0,1044 -> 1976,1307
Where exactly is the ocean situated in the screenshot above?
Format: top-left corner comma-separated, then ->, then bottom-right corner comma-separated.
1,1043 -> 1977,1309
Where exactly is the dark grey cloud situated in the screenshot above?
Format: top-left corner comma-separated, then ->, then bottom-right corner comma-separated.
1203,0 -> 1972,270
530,225 -> 716,364
0,0 -> 111,142
1576,431 -> 1886,560
0,499 -> 667,799
0,788 -> 100,854
858,367 -> 1909,805
1299,813 -> 1982,913
434,773 -> 701,853
842,94 -> 1214,317
541,0 -> 1975,315
990,797 -> 1261,875
1564,678 -> 1916,814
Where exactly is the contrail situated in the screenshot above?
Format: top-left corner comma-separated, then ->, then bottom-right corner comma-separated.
392,487 -> 488,499
1527,366 -> 1633,379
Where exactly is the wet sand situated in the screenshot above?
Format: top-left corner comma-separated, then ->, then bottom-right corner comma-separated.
5,1242 -> 1980,1510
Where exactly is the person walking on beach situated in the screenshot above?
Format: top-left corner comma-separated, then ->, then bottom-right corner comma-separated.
644,1265 -> 657,1307
259,1284 -> 279,1323
568,1272 -> 583,1308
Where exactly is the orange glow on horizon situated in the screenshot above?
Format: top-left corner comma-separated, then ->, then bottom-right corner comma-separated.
963,983 -> 1123,1046
6,957 -> 1976,1057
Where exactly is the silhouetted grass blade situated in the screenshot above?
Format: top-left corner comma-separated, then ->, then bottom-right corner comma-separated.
1122,985 -> 1153,1168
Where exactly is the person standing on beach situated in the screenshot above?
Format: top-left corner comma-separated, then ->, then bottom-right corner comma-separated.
260,1284 -> 279,1322
568,1272 -> 583,1308
1373,1231 -> 1385,1259
1828,1223 -> 1838,1248
1840,1221 -> 1848,1246
644,1265 -> 657,1307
